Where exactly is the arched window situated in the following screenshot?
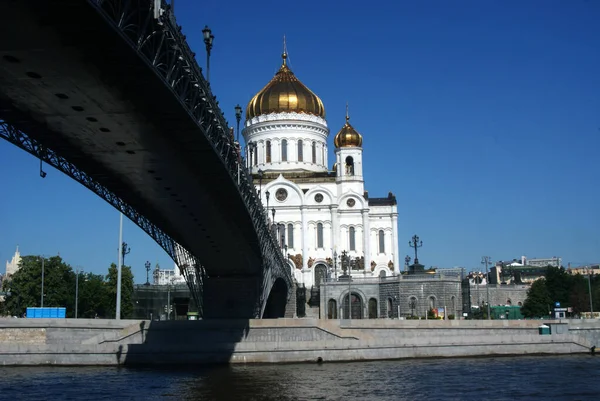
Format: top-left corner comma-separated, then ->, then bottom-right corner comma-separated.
369,298 -> 378,319
287,223 -> 294,248
317,223 -> 324,248
266,140 -> 271,163
408,297 -> 417,317
349,227 -> 356,251
345,156 -> 354,175
429,296 -> 436,310
328,299 -> 337,319
281,139 -> 288,162
312,142 -> 316,163
297,140 -> 303,161
378,230 -> 385,253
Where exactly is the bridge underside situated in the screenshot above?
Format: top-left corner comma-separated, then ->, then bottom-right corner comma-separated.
0,0 -> 291,317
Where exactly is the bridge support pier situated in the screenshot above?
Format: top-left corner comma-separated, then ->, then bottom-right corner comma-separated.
202,277 -> 261,319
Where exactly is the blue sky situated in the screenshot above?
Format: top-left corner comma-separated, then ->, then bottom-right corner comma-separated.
1,0 -> 599,281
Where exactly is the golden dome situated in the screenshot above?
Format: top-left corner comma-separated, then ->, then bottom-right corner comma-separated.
334,110 -> 363,148
246,53 -> 325,120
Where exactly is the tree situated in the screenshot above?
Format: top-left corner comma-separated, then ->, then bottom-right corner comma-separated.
1,255 -> 76,317
77,272 -> 109,318
521,278 -> 552,318
544,266 -> 571,306
105,263 -> 135,319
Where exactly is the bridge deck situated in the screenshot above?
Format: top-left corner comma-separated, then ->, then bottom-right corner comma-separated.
0,1 -> 260,276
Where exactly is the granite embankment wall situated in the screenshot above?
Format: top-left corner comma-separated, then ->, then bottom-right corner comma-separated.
0,318 -> 598,366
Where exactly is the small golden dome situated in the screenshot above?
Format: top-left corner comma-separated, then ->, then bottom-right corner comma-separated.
246,53 -> 325,120
334,109 -> 363,148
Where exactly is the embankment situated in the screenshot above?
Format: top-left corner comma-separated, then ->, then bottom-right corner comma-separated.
0,318 -> 597,366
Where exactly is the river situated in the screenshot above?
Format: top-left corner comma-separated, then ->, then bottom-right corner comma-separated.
0,355 -> 598,400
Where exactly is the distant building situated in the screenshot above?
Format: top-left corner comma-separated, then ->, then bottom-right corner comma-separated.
524,256 -> 562,268
567,264 -> 600,276
5,246 -> 21,278
152,262 -> 188,286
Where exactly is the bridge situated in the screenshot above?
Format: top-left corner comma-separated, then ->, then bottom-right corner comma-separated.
0,0 -> 293,319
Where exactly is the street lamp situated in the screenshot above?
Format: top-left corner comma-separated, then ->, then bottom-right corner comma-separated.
145,261 -> 151,286
248,142 -> 256,171
234,104 -> 242,143
408,235 -> 423,265
40,256 -> 45,308
404,255 -> 411,272
587,272 -> 594,318
482,256 -> 492,320
333,250 -> 338,279
202,25 -> 214,83
265,190 -> 270,217
75,268 -> 79,318
121,241 -> 131,266
258,169 -> 264,197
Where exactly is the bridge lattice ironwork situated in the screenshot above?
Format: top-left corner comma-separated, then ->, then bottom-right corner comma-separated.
0,0 -> 292,317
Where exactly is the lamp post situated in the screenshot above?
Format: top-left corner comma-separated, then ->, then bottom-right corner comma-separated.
248,142 -> 256,171
482,256 -> 492,320
145,261 -> 151,286
284,244 -> 288,258
121,241 -> 130,266
40,256 -> 45,308
405,255 -> 411,272
258,169 -> 264,197
202,25 -> 214,83
271,208 -> 277,239
333,250 -> 338,279
75,268 -> 79,318
234,104 -> 242,143
408,235 -> 423,265
587,272 -> 594,318
265,190 -> 270,219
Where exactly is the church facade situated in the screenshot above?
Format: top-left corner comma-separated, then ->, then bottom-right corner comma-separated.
243,52 -> 399,290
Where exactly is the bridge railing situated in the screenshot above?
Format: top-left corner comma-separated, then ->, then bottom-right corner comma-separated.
91,0 -> 292,315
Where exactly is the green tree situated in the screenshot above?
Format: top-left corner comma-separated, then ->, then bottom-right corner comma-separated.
544,266 -> 571,306
521,278 -> 552,318
105,263 -> 135,319
77,272 -> 109,318
568,274 -> 590,315
1,255 -> 76,317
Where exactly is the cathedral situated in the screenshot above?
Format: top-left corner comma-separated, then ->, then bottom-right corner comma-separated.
243,51 -> 399,290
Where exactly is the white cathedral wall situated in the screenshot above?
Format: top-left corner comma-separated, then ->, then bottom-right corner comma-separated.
262,176 -> 386,288
244,113 -> 329,173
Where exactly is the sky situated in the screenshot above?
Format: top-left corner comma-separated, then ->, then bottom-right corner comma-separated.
1,0 -> 599,282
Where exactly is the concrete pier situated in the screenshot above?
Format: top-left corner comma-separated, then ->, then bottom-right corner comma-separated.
0,318 -> 597,366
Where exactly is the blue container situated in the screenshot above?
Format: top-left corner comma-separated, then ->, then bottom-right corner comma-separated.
26,307 -> 67,319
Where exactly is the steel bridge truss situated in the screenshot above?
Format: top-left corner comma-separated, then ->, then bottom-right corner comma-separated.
0,120 -> 205,315
89,0 -> 292,316
1,0 -> 292,317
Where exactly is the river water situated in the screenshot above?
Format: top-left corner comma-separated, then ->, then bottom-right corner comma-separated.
0,355 -> 598,400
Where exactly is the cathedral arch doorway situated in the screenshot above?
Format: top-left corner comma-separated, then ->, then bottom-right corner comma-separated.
368,298 -> 378,319
314,263 -> 327,287
342,292 -> 363,319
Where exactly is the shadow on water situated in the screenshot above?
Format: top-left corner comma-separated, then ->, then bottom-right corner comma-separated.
123,318 -> 251,366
